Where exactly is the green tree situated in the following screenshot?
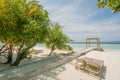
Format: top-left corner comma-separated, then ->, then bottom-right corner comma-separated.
97,0 -> 120,13
0,0 -> 49,65
11,0 -> 49,66
45,23 -> 73,56
0,0 -> 18,64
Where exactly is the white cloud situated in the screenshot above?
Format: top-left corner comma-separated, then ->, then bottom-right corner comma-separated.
40,0 -> 120,41
42,0 -> 98,23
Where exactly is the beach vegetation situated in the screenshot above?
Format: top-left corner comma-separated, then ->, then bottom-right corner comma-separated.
45,23 -> 73,56
97,0 -> 120,13
0,0 -> 73,66
0,0 -> 49,66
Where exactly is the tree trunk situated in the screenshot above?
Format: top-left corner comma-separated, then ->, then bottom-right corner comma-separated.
48,49 -> 54,56
0,42 -> 8,53
11,49 -> 28,66
11,43 -> 36,66
6,43 -> 13,64
6,53 -> 12,64
11,53 -> 22,66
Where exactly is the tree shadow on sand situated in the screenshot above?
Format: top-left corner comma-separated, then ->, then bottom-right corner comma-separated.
30,66 -> 66,80
100,66 -> 107,80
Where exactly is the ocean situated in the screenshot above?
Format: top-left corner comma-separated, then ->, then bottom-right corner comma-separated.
36,44 -> 120,51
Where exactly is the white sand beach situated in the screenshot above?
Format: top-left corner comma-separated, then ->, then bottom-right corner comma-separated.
29,49 -> 120,80
0,47 -> 120,80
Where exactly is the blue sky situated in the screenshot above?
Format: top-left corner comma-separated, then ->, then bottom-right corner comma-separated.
40,0 -> 120,42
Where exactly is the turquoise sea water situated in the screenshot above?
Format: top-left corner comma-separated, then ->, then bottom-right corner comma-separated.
1,42 -> 119,50
1,42 -> 120,50
36,44 -> 120,51
71,44 -> 120,50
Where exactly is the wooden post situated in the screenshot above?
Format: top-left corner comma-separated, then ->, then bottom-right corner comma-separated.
88,40 -> 90,48
86,39 -> 88,48
98,39 -> 100,48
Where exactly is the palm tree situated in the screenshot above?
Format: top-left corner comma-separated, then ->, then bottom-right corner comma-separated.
45,23 -> 73,56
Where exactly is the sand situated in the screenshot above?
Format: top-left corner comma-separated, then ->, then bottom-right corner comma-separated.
0,47 -> 120,80
30,49 -> 120,80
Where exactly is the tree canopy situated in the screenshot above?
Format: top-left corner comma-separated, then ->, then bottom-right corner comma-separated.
0,0 -> 73,66
0,0 -> 50,65
97,0 -> 120,13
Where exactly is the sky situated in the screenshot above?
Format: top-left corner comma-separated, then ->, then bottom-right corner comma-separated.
39,0 -> 120,42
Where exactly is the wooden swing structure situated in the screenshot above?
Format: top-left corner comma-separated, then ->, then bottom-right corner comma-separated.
86,38 -> 103,51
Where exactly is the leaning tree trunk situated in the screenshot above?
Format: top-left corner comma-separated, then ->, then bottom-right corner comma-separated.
6,43 -> 13,64
11,48 -> 28,66
11,44 -> 24,66
11,43 -> 36,66
11,52 -> 22,66
48,49 -> 54,56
